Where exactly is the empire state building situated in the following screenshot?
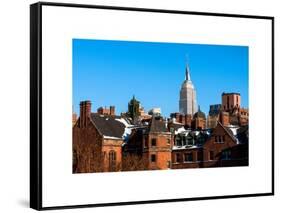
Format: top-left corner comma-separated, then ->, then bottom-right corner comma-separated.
179,63 -> 198,115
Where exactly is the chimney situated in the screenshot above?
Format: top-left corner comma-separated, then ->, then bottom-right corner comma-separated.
79,100 -> 91,128
110,106 -> 115,116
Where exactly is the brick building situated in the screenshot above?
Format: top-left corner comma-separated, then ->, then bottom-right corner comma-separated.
170,112 -> 192,127
192,108 -> 206,129
222,92 -> 241,111
97,106 -> 115,116
207,93 -> 249,128
73,101 -> 132,173
207,104 -> 222,128
123,116 -> 172,170
170,109 -> 206,130
171,122 -> 248,169
73,100 -> 248,173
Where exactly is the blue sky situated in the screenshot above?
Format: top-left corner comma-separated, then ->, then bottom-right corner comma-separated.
73,39 -> 248,117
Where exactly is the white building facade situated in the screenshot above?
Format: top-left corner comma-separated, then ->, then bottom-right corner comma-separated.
179,64 -> 198,115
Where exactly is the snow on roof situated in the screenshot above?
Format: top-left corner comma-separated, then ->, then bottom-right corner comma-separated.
172,145 -> 200,150
225,125 -> 240,144
205,130 -> 211,135
174,127 -> 186,135
227,124 -> 238,128
172,121 -> 184,125
115,118 -> 132,127
103,136 -> 123,140
227,126 -> 239,136
115,118 -> 134,141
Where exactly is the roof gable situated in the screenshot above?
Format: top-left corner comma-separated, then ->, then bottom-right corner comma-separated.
149,116 -> 168,133
216,122 -> 237,142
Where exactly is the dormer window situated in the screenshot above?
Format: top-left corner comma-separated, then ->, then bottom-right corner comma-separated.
215,135 -> 224,143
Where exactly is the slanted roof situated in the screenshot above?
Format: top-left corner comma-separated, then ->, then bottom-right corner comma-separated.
217,122 -> 237,142
90,113 -> 126,139
149,116 -> 168,133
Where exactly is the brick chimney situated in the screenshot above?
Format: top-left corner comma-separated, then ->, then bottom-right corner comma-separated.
110,106 -> 115,116
79,100 -> 91,128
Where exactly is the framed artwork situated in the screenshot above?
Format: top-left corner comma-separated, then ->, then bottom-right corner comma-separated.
30,1 -> 274,210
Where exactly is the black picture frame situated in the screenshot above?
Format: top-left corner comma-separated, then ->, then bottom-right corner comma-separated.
30,1 -> 275,210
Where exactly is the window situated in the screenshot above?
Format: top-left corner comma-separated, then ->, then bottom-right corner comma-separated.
176,136 -> 182,146
198,136 -> 204,145
187,137 -> 193,146
197,151 -> 203,162
209,151 -> 214,161
151,154 -> 156,163
222,150 -> 231,160
184,153 -> 193,162
182,137 -> 187,146
109,150 -> 117,171
151,138 -> 157,147
176,153 -> 180,163
167,138 -> 170,145
215,136 -> 224,143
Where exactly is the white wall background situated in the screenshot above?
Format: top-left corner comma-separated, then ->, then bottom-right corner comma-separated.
0,0 -> 279,212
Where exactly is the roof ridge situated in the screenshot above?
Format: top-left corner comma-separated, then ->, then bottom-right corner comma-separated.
217,121 -> 236,142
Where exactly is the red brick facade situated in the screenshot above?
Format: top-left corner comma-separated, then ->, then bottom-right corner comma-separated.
143,133 -> 172,170
73,101 -> 123,173
171,122 -> 248,169
192,117 -> 206,130
170,113 -> 192,127
73,100 -> 248,173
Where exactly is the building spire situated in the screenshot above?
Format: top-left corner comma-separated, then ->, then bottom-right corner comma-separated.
185,55 -> 191,81
186,65 -> 191,81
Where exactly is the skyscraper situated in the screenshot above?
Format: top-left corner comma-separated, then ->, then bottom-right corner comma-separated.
179,63 -> 198,115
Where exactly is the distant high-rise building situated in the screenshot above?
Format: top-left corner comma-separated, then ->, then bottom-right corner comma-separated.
179,63 -> 198,115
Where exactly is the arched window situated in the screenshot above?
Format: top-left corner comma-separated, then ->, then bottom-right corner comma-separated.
108,150 -> 117,172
